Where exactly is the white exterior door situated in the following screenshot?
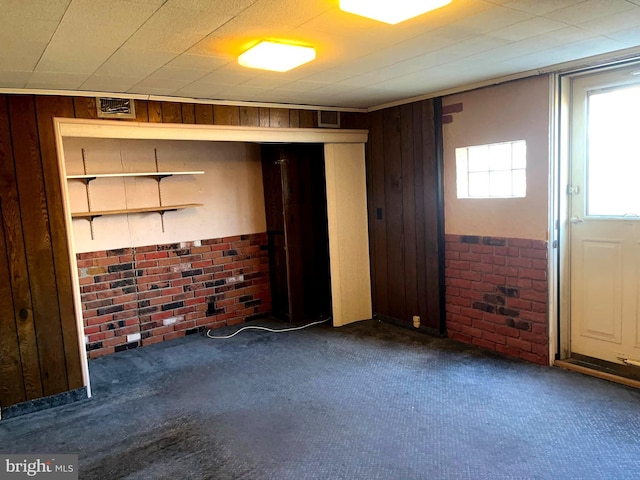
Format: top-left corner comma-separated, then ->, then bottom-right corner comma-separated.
570,65 -> 640,366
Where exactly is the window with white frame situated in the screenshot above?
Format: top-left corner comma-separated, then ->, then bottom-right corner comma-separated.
456,140 -> 527,198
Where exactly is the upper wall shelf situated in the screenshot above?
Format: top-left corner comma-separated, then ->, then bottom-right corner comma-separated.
67,171 -> 204,182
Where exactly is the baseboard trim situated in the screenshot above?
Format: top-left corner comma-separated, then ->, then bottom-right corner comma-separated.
1,387 -> 88,420
555,360 -> 640,389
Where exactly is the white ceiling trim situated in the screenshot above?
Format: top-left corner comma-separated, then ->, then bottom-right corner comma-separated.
0,88 -> 368,113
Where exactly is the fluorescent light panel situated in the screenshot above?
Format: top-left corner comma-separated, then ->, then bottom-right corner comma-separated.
238,41 -> 316,72
339,0 -> 452,24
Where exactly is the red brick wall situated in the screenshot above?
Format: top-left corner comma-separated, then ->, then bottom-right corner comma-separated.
445,234 -> 549,365
77,233 -> 270,358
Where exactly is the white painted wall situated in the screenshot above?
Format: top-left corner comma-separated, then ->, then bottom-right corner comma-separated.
63,138 -> 266,253
442,75 -> 551,241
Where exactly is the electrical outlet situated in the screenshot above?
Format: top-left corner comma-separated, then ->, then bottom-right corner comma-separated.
413,315 -> 420,328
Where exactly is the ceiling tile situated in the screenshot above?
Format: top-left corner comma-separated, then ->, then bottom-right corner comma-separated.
34,0 -> 161,74
0,17 -> 60,44
165,54 -> 229,71
26,72 -> 90,89
0,41 -> 51,72
196,64 -> 256,85
165,0 -> 256,13
172,83 -> 230,98
449,5 -> 534,36
129,75 -> 195,92
0,71 -> 32,88
234,0 -> 334,29
272,79 -> 329,92
0,0 -> 70,21
80,75 -> 144,92
127,86 -> 178,96
605,26 -> 640,47
217,84 -> 271,97
490,17 -> 567,42
94,48 -> 177,77
36,44 -> 120,74
502,0 -> 582,15
143,66 -> 210,83
123,5 -> 234,54
505,37 -> 630,70
545,0 -> 636,24
579,9 -> 640,36
186,16 -> 296,59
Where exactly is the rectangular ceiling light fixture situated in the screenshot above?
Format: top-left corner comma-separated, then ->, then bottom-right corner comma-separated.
238,41 -> 316,72
339,0 -> 452,24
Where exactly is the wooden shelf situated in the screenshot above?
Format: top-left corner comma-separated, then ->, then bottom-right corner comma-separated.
72,203 -> 203,219
67,171 -> 204,181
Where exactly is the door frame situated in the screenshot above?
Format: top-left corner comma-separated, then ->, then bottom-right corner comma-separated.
52,117 -> 369,398
554,59 -> 640,363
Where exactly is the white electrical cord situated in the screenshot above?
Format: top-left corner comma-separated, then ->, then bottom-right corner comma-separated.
206,317 -> 331,339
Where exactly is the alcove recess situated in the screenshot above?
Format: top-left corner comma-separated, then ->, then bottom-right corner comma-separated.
67,147 -> 203,239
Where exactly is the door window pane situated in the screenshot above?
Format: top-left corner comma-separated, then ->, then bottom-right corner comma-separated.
587,85 -> 640,216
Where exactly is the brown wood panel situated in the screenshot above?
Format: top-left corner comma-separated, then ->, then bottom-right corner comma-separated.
366,99 -> 442,332
213,105 -> 239,125
10,96 -> 69,396
181,104 -> 196,124
34,96 -> 84,390
289,110 -> 300,128
369,110 -> 388,314
134,100 -> 149,122
147,100 -> 162,123
161,102 -> 182,123
412,101 -> 428,325
422,99 -> 441,329
73,97 -> 98,119
259,108 -> 269,128
0,97 -> 28,406
269,108 -> 290,128
0,194 -> 26,406
400,104 -> 418,319
240,106 -> 259,126
0,96 -> 43,402
382,107 -> 406,322
341,112 -> 368,129
194,104 -> 213,125
299,110 -> 317,128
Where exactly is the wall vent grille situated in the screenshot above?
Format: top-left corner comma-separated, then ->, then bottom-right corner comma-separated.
318,110 -> 340,128
96,97 -> 136,119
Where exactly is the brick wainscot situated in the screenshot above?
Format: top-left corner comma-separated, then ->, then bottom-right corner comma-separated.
445,234 -> 549,365
77,233 -> 271,358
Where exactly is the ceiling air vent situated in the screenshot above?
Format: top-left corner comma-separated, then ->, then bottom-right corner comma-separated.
95,97 -> 136,119
318,110 -> 340,128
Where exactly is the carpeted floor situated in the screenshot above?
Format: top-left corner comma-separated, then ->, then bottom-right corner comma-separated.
1,319 -> 639,480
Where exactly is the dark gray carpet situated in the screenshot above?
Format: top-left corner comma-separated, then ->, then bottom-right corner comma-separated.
1,319 -> 639,480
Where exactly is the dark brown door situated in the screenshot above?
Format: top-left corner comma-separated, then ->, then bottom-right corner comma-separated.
261,144 -> 331,323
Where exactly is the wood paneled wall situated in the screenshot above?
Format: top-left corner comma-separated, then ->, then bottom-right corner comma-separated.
0,95 -> 363,408
366,99 -> 444,333
0,93 -> 444,408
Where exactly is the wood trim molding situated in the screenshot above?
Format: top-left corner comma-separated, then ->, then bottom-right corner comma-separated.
53,117 -> 371,398
55,118 -> 368,144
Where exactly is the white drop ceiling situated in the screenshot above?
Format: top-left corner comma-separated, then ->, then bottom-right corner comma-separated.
2,0 -> 640,110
